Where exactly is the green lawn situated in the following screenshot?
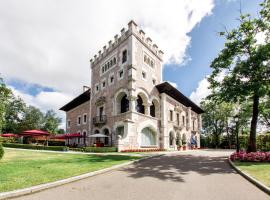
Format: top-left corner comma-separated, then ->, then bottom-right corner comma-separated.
0,148 -> 140,192
234,161 -> 270,187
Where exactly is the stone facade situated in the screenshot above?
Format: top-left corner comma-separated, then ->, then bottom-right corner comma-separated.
61,20 -> 203,151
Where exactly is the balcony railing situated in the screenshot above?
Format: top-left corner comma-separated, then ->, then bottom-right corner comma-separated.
93,115 -> 107,126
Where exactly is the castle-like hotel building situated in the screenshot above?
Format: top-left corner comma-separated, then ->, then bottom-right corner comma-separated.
60,20 -> 203,151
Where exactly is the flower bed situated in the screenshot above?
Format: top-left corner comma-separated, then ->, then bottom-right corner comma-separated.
121,148 -> 165,153
230,151 -> 270,162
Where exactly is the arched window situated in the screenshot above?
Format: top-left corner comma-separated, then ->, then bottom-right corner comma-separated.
150,103 -> 155,117
120,94 -> 129,113
103,128 -> 110,146
113,57 -> 116,65
141,127 -> 156,146
176,132 -> 181,146
136,95 -> 145,114
169,132 -> 174,146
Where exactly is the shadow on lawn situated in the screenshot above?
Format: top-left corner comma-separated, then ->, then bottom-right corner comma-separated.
120,153 -> 236,183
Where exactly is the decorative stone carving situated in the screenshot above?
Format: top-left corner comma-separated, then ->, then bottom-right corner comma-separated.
95,96 -> 106,106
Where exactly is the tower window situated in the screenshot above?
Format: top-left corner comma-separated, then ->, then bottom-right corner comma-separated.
122,50 -> 127,63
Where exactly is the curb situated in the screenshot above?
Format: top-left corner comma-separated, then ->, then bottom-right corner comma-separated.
0,154 -> 163,200
228,158 -> 270,195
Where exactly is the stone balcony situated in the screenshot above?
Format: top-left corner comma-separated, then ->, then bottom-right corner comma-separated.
93,115 -> 107,126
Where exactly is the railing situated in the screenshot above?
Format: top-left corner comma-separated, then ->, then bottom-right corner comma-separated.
93,115 -> 107,126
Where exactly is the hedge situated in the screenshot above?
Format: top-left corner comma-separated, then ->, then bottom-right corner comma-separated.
0,144 -> 4,160
3,143 -> 69,152
70,147 -> 117,153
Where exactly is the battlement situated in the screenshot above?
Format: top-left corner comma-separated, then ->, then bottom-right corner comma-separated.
90,20 -> 164,66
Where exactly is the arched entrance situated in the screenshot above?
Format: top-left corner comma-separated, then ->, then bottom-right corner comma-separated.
103,128 -> 110,146
141,127 -> 157,147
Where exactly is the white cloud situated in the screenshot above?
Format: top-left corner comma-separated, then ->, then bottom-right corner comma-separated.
0,0 -> 214,96
189,78 -> 210,105
166,81 -> 178,88
9,86 -> 73,129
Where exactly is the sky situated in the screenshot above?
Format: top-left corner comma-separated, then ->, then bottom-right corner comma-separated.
0,0 -> 263,128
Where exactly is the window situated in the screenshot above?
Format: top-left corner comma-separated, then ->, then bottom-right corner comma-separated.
143,53 -> 155,68
67,120 -> 70,128
169,110 -> 173,121
142,71 -> 146,80
116,126 -> 124,137
122,50 -> 127,63
152,79 -> 156,85
120,94 -> 129,113
193,120 -> 195,130
77,116 -> 81,125
110,75 -> 114,84
136,95 -> 145,114
95,84 -> 99,93
119,69 -> 124,79
83,114 -> 87,124
101,56 -> 117,74
150,103 -> 155,117
102,81 -> 106,89
169,132 -> 174,146
182,116 -> 185,126
177,113 -> 180,125
141,127 -> 156,146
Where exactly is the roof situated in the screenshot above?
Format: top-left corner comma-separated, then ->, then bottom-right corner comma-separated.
156,82 -> 204,114
59,89 -> 91,112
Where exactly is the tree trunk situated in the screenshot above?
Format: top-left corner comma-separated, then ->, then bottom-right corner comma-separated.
247,94 -> 259,152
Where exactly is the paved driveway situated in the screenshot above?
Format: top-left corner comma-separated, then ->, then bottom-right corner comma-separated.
15,150 -> 269,200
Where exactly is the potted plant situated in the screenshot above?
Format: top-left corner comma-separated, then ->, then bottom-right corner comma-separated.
182,140 -> 187,150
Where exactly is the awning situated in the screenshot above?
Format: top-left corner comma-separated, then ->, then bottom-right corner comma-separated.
89,133 -> 108,138
20,130 -> 50,136
0,133 -> 17,137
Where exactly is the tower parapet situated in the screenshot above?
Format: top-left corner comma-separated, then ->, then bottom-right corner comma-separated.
90,20 -> 164,66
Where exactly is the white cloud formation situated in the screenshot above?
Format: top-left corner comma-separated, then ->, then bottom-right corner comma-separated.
189,78 -> 210,105
0,0 -> 214,96
9,86 -> 73,129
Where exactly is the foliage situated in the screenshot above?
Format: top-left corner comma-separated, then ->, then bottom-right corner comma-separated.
120,148 -> 166,152
0,78 -> 12,133
72,147 -> 118,153
208,0 -> 270,152
238,133 -> 270,151
42,110 -> 62,134
0,136 -> 17,144
259,96 -> 270,127
230,151 -> 270,162
201,100 -> 234,147
3,143 -> 69,151
0,144 -> 4,160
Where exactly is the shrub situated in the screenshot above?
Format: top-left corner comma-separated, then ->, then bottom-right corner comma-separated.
82,147 -> 117,153
230,151 -> 270,162
121,148 -> 166,153
2,143 -> 68,152
0,144 -> 4,160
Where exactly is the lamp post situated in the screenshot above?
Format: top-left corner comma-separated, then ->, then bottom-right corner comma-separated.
234,115 -> 240,153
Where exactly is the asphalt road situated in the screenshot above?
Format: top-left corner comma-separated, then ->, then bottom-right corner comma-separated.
15,150 -> 269,200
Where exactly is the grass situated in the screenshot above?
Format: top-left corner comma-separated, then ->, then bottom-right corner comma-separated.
0,148 -> 140,192
234,161 -> 270,187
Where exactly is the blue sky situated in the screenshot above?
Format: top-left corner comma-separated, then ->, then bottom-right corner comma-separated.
164,0 -> 262,96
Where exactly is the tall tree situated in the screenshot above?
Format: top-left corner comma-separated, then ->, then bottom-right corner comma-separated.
259,96 -> 270,127
208,0 -> 270,152
0,77 -> 12,133
19,106 -> 44,132
4,95 -> 26,133
43,110 -> 61,134
201,100 -> 233,148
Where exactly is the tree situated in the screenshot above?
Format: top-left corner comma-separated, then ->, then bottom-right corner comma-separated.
43,110 -> 61,134
259,96 -> 270,127
3,95 -> 26,133
0,77 -> 12,133
19,106 -> 44,132
208,0 -> 270,152
201,100 -> 234,148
